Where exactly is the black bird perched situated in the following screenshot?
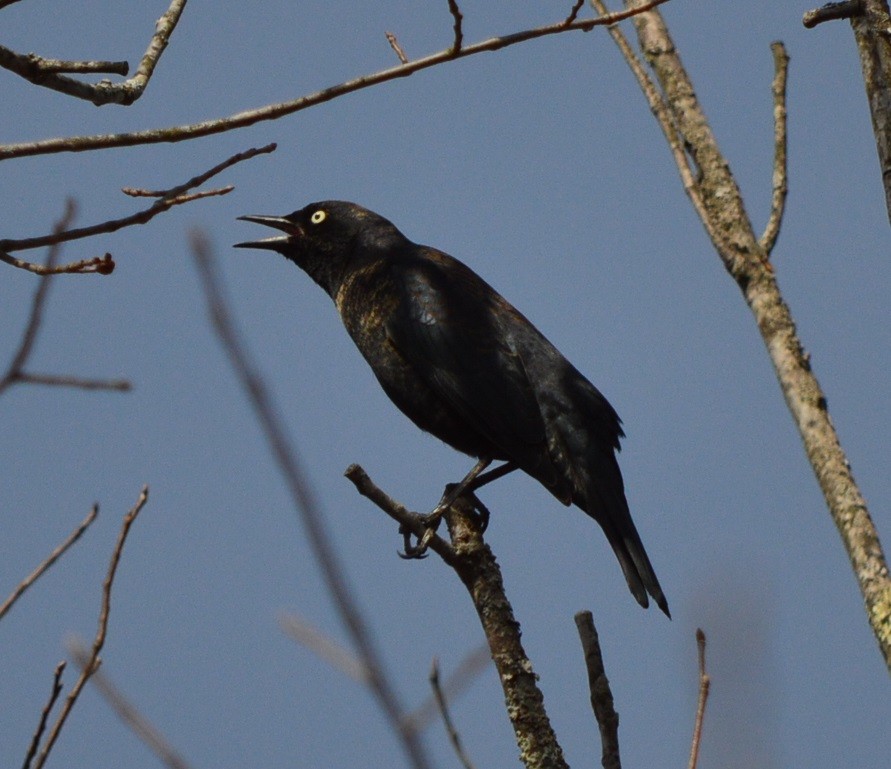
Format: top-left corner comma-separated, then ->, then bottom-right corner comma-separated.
236,201 -> 668,616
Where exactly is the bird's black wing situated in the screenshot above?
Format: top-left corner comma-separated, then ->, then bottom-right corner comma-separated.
384,248 -> 570,499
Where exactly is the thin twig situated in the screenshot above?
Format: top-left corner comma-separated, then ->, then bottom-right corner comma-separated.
613,1 -> 891,666
386,32 -> 409,64
447,0 -> 464,54
12,373 -> 131,391
803,0 -> 864,27
31,486 -> 149,769
0,0 -> 187,105
0,250 -> 115,276
402,645 -> 491,732
759,42 -> 789,255
687,629 -> 710,769
279,612 -> 370,683
565,0 -> 586,25
590,0 -> 727,253
68,639 -> 194,769
0,202 -> 75,396
574,611 -> 620,769
1,506 -> 98,622
344,464 -> 456,563
191,235 -> 431,769
0,144 -> 274,254
21,662 -> 65,769
0,0 -> 669,161
430,658 -> 478,769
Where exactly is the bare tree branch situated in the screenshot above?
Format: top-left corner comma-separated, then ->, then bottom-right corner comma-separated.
687,629 -> 711,769
429,658 -> 477,769
0,202 -> 134,392
385,32 -> 409,64
759,42 -> 789,255
1,506 -> 98,622
803,0 -> 864,27
345,467 -> 568,769
0,0 -> 187,105
565,0 -> 586,26
0,0 -> 669,162
447,0 -> 464,54
68,639 -> 194,769
30,486 -> 148,769
402,645 -> 491,733
191,235 -> 432,769
0,144 -> 275,256
602,0 -> 891,669
0,249 -> 115,276
21,662 -> 65,769
574,611 -> 620,769
279,612 -> 370,683
345,464 -> 456,562
848,0 -> 891,226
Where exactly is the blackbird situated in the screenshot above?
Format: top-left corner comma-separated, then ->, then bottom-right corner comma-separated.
236,201 -> 668,616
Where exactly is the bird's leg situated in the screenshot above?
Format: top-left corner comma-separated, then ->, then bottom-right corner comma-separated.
401,457 -> 518,557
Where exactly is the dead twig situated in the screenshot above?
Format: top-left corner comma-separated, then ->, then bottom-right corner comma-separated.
68,638 -> 194,769
0,144 -> 274,256
574,611 -> 620,769
402,645 -> 491,733
344,464 -> 456,563
0,0 -> 670,161
430,658 -> 477,769
565,0 -> 586,25
447,0 -> 464,54
21,662 -> 65,769
803,0 -> 864,27
687,629 -> 711,769
279,613 -> 370,683
0,0 -> 187,105
1,506 -> 98,622
759,42 -> 789,255
386,32 -> 409,64
191,235 -> 431,769
30,486 -> 148,769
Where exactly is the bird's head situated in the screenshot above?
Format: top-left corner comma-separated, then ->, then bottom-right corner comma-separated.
235,200 -> 403,297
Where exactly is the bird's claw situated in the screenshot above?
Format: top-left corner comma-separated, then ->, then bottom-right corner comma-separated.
397,513 -> 443,559
397,489 -> 491,558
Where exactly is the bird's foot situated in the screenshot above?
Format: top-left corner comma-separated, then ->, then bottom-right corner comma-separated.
398,511 -> 444,559
397,484 -> 492,558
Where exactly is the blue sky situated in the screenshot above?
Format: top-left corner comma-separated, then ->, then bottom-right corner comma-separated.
1,2 -> 889,768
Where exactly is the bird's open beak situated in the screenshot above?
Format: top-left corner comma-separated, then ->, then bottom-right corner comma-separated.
234,215 -> 302,251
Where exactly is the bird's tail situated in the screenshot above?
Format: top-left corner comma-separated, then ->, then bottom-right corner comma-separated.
598,506 -> 670,618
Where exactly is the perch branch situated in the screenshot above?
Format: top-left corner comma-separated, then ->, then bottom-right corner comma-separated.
347,466 -> 568,769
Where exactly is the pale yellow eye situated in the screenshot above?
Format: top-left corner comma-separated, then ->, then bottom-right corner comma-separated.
310,210 -> 326,224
